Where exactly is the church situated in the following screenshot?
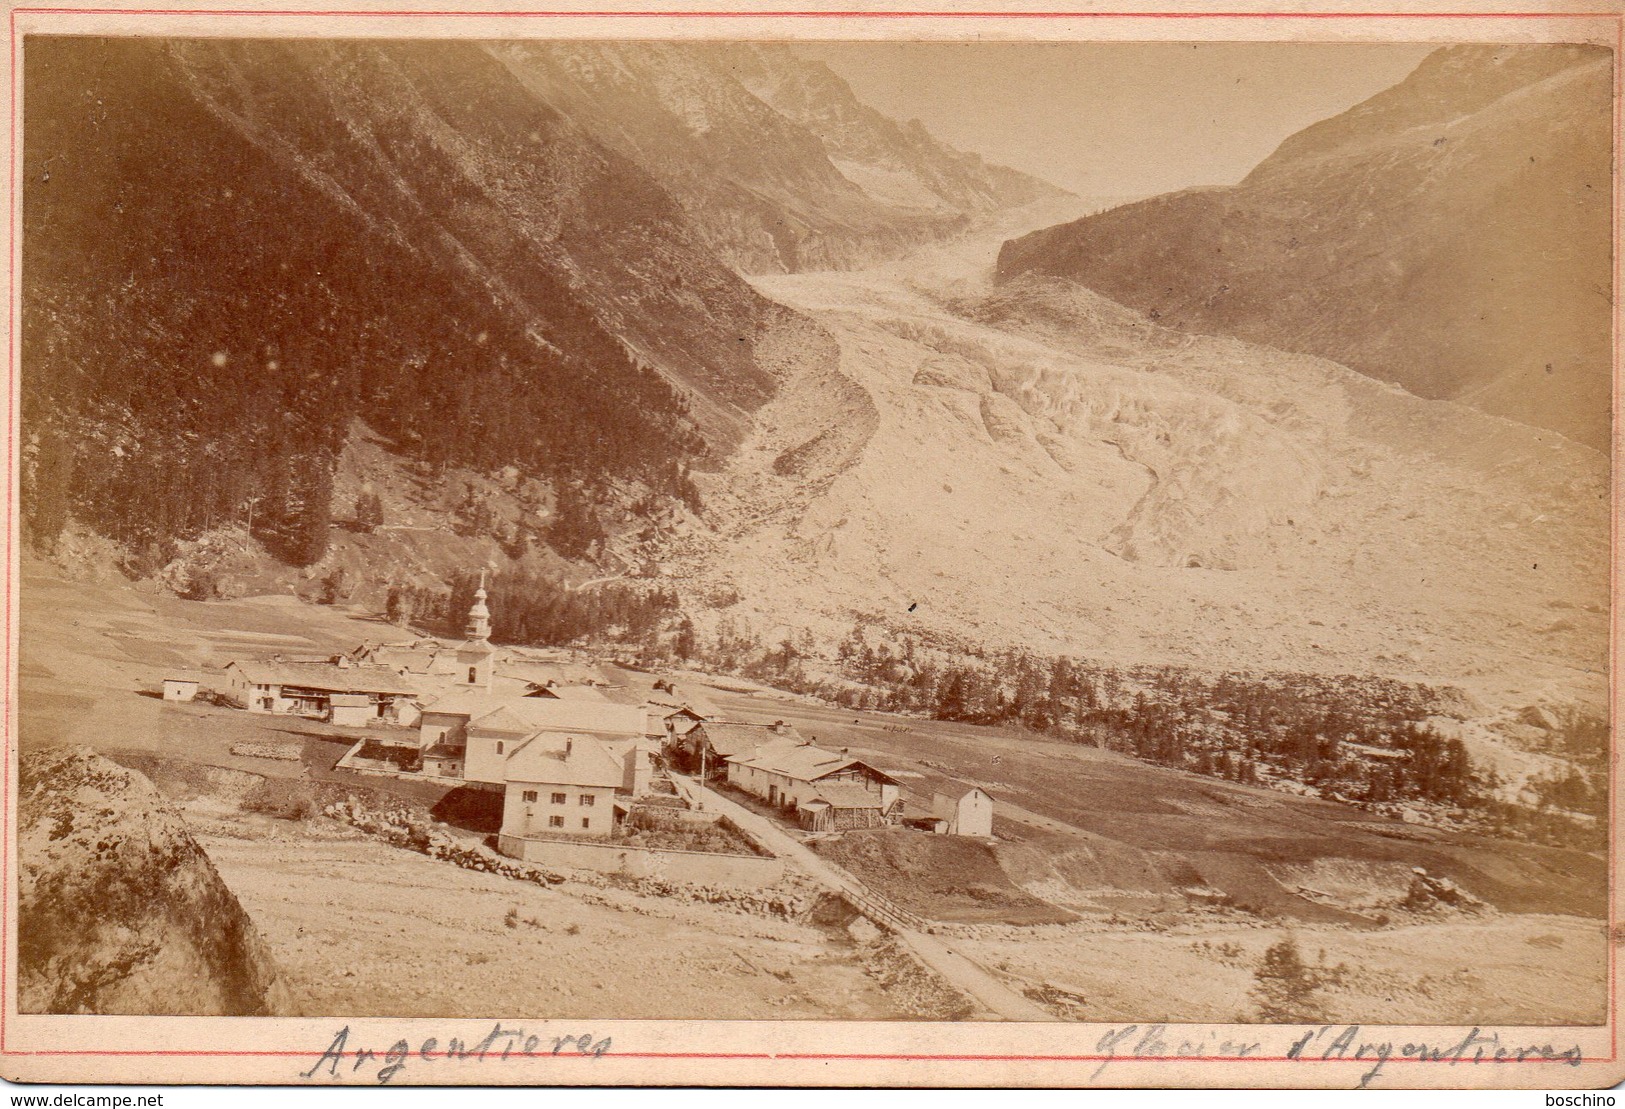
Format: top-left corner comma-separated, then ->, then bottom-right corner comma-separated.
339,574 -> 651,838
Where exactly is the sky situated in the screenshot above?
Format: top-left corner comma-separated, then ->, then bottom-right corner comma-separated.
796,42 -> 1436,200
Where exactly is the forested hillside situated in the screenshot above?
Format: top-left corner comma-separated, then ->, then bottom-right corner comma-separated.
21,38 -> 802,569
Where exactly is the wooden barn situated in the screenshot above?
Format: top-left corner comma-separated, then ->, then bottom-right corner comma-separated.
725,741 -> 903,831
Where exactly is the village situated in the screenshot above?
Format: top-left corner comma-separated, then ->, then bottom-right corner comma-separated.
162,574 -> 998,911
19,559 -> 1608,1026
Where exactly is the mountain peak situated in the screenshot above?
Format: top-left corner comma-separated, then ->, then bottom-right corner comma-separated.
997,43 -> 1611,451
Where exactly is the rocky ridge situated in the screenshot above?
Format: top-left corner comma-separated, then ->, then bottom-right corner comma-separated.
996,45 -> 1612,450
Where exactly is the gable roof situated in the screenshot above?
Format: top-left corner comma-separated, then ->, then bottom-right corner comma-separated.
504,733 -> 625,789
647,689 -> 722,720
809,781 -> 887,810
727,740 -> 898,785
697,721 -> 803,759
539,684 -> 611,703
467,705 -> 547,735
424,692 -> 643,737
226,659 -> 419,696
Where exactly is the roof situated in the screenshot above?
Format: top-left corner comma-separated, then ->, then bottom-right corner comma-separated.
936,787 -> 995,804
597,735 -> 660,763
497,659 -> 619,687
699,721 -> 803,759
536,684 -> 610,703
226,659 -> 419,696
163,674 -> 202,685
504,734 -> 625,789
808,781 -> 887,810
648,689 -> 722,720
366,645 -> 432,668
727,740 -> 897,785
423,691 -> 644,737
329,694 -> 372,708
495,661 -> 570,686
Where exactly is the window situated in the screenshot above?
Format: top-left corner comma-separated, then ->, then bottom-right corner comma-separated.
551,792 -> 567,805
548,815 -> 564,828
496,742 -> 504,754
581,818 -> 591,830
522,790 -> 537,803
579,794 -> 595,807
468,667 -> 478,684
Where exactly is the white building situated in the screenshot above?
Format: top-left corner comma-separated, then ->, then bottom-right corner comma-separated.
933,787 -> 995,838
161,677 -> 199,702
500,734 -> 626,839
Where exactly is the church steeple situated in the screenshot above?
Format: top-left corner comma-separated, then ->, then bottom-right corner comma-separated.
458,569 -> 495,689
466,569 -> 492,643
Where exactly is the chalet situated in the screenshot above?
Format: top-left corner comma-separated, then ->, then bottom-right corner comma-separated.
673,719 -> 800,778
222,659 -> 418,724
932,787 -> 994,837
725,741 -> 902,831
649,687 -> 721,730
500,734 -> 626,839
663,706 -> 708,738
161,676 -> 200,702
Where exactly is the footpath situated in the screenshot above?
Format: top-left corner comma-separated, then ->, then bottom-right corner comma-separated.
674,774 -> 1058,1022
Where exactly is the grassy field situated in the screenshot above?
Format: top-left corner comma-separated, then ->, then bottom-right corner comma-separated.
814,826 -> 1075,925
702,690 -> 1604,923
693,680 -> 1609,1022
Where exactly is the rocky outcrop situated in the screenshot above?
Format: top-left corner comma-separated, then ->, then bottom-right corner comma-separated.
1401,867 -> 1485,913
18,747 -> 284,1015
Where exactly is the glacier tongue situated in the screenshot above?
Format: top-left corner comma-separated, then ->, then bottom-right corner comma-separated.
673,207 -> 1607,721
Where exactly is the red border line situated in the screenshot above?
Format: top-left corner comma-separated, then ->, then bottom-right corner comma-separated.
5,0 -> 18,1063
2,7 -> 1621,1070
1612,12 -> 1622,1072
7,7 -> 1625,15
0,1050 -> 1607,1063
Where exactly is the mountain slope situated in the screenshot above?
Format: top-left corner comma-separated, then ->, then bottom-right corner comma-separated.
22,37 -> 821,563
995,45 -> 1612,451
490,41 -> 1065,274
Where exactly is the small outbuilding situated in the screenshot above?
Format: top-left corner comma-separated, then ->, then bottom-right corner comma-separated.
328,693 -> 375,728
933,787 -> 994,838
162,677 -> 200,703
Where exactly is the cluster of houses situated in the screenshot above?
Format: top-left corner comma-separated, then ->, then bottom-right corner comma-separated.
179,574 -> 994,849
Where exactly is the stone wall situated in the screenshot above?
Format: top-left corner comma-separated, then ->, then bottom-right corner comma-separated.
497,834 -> 785,888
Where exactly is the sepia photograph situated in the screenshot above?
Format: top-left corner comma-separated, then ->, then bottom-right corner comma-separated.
1,2 -> 1618,1089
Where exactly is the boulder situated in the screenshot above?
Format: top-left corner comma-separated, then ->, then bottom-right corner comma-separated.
19,747 -> 285,1015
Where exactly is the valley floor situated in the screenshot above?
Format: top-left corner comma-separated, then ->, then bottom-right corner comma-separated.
15,565 -> 1611,1025
960,913 -> 1606,1026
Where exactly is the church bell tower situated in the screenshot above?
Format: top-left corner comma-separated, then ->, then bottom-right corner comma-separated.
457,570 -> 495,690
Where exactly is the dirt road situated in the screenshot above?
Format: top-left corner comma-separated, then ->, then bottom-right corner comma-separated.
676,774 -> 1058,1022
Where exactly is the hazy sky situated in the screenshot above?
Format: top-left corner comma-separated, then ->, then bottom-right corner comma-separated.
796,42 -> 1436,199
